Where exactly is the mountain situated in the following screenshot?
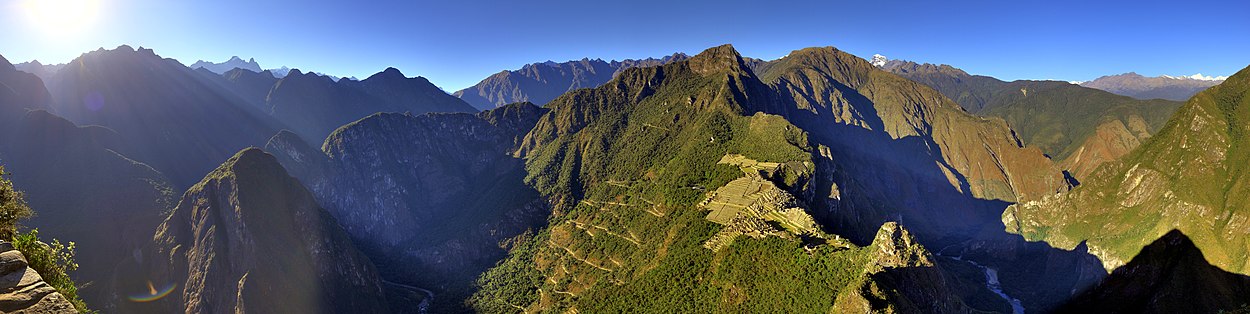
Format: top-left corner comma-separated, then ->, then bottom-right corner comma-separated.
200,67 -> 280,110
188,56 -> 262,74
119,148 -> 390,313
265,102 -> 549,311
753,47 -> 1107,311
235,67 -> 476,143
1082,72 -> 1226,101
12,60 -> 65,83
453,53 -> 690,110
1003,65 -> 1250,276
268,66 -> 292,78
1056,230 -> 1250,313
469,44 -> 1053,313
0,54 -> 52,130
880,59 -> 1183,180
0,241 -> 78,313
44,45 -> 284,188
1,110 -> 174,311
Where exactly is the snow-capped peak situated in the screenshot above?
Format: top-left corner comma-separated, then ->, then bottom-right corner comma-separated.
1161,73 -> 1228,81
870,54 -> 887,67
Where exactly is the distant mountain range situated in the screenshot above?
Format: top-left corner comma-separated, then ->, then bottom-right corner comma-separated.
453,53 -> 690,110
3,44 -> 1250,313
1080,72 -> 1226,101
877,57 -> 1183,181
188,56 -> 261,74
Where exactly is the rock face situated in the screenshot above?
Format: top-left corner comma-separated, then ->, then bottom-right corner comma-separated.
1082,72 -> 1224,101
45,45 -> 284,188
1005,65 -> 1250,275
1057,230 -> 1250,313
0,241 -> 77,314
266,103 -> 549,310
880,60 -> 1182,180
834,222 -> 988,314
1,110 -> 174,310
454,53 -> 690,110
125,148 -> 389,313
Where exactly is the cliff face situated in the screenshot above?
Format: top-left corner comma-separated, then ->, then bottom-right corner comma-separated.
266,103 -> 550,310
124,148 -> 388,314
0,241 -> 77,314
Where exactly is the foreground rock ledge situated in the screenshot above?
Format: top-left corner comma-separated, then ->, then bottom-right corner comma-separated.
0,241 -> 77,313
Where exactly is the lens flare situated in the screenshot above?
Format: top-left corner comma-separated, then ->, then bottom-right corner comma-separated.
21,0 -> 101,37
128,281 -> 176,302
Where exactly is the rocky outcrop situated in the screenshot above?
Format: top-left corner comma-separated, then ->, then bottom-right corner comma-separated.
124,148 -> 389,313
0,241 -> 77,314
834,222 -> 998,314
454,53 -> 690,110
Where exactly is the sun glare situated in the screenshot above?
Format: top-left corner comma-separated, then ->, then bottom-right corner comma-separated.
22,0 -> 100,37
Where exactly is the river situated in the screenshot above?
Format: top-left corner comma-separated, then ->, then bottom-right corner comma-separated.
383,280 -> 435,314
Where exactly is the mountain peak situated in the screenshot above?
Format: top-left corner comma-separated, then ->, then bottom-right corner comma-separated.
870,54 -> 887,67
366,67 -> 406,81
688,44 -> 745,75
869,222 -> 934,269
0,54 -> 13,73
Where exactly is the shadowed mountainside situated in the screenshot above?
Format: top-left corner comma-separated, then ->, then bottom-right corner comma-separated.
44,46 -> 284,188
266,102 -> 550,311
1058,230 -> 1250,313
119,148 -> 390,313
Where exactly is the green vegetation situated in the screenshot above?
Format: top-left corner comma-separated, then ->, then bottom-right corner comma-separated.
0,166 -> 91,313
471,46 -> 878,313
1005,65 -> 1250,275
980,81 -> 1181,161
885,61 -> 1183,163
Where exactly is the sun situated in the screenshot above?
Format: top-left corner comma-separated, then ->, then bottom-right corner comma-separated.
22,0 -> 101,37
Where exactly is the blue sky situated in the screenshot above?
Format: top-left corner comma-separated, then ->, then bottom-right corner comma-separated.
2,0 -> 1248,91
